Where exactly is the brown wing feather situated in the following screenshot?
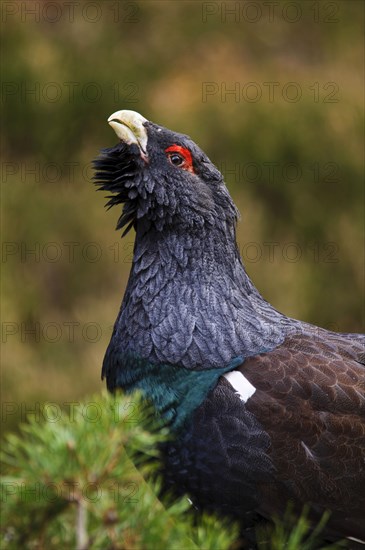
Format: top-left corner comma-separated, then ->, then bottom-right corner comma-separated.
239,332 -> 365,540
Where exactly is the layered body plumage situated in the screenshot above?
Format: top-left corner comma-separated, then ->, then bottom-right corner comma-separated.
94,111 -> 365,545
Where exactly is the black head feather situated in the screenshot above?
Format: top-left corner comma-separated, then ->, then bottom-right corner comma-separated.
93,142 -> 145,236
93,118 -> 238,237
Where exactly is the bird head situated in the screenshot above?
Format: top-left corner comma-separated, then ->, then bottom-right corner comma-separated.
93,110 -> 238,236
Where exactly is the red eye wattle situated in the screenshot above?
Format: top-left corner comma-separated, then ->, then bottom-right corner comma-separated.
165,145 -> 194,173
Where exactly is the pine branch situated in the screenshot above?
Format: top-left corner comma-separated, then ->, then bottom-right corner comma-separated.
0,391 -> 237,550
76,496 -> 88,550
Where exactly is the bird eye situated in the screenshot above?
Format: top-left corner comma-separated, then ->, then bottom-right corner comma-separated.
168,153 -> 184,166
165,145 -> 195,173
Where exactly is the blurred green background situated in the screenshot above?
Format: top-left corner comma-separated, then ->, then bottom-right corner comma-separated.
2,0 -> 364,433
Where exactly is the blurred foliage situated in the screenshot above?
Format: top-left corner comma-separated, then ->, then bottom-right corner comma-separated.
1,0 -> 364,431
0,392 -> 239,549
257,506 -> 345,550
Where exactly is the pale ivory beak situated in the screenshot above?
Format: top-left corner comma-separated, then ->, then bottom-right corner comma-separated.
108,110 -> 148,158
